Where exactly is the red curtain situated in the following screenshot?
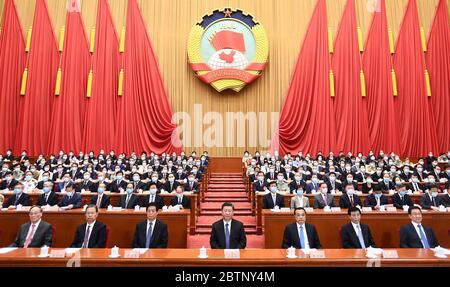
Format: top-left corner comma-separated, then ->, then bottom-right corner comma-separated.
82,0 -> 119,154
426,0 -> 450,152
14,0 -> 59,156
393,0 -> 438,157
271,0 -> 336,155
47,11 -> 90,154
332,0 -> 370,154
113,0 -> 182,154
0,0 -> 26,153
363,0 -> 401,154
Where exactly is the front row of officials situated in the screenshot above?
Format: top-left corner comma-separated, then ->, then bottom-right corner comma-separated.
9,201 -> 439,249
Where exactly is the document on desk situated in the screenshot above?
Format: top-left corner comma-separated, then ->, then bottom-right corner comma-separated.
0,247 -> 18,254
65,248 -> 81,254
132,248 -> 149,255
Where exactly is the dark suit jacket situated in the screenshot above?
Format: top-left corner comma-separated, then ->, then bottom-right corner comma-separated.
109,180 -> 128,193
341,223 -> 376,248
419,194 -> 442,209
339,193 -> 362,208
90,194 -> 111,208
170,195 -> 191,209
252,181 -> 267,192
262,193 -> 285,209
132,181 -> 148,191
118,194 -> 140,209
184,181 -> 200,193
77,180 -> 96,192
365,194 -> 388,208
392,193 -> 414,209
0,178 -> 19,190
58,193 -> 82,208
210,219 -> 247,249
306,182 -> 321,193
440,194 -> 450,207
289,180 -> 305,192
143,194 -> 164,209
3,193 -> 31,208
399,223 -> 439,248
132,220 -> 168,248
326,180 -> 343,192
282,223 -> 321,249
36,192 -> 59,206
162,181 -> 180,192
379,181 -> 395,192
9,220 -> 53,247
70,221 -> 107,248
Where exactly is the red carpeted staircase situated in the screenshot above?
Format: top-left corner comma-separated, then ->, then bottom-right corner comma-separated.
188,172 -> 263,248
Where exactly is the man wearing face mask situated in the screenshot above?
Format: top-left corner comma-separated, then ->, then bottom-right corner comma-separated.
290,183 -> 310,208
58,182 -> 82,210
313,183 -> 335,209
131,173 -> 147,192
414,164 -> 427,182
265,166 -> 277,182
263,181 -> 285,209
430,166 -> 444,182
37,182 -> 58,206
118,183 -> 140,209
365,185 -> 388,210
408,175 -> 423,192
392,183 -> 414,209
253,171 -> 268,192
289,172 -> 305,193
170,185 -> 191,209
339,183 -> 362,208
22,171 -> 37,193
109,171 -> 128,193
326,172 -> 343,192
306,175 -> 321,194
3,182 -> 31,208
275,172 -> 289,193
91,183 -> 110,208
143,183 -> 164,209
162,174 -> 179,193
419,184 -> 442,210
77,172 -> 95,193
184,173 -> 200,193
0,171 -> 19,190
379,172 -> 395,193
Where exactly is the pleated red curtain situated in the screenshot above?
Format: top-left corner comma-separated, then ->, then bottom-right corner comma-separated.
113,0 -> 182,154
272,0 -> 336,155
14,0 -> 59,156
426,0 -> 450,152
393,0 -> 438,157
82,0 -> 119,154
363,0 -> 401,154
332,0 -> 370,154
0,0 -> 26,153
47,11 -> 90,154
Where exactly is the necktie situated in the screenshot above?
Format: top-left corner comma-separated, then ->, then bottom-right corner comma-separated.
225,223 -> 230,249
125,195 -> 130,208
145,222 -> 153,248
178,196 -> 182,204
298,225 -> 305,249
417,224 -> 430,248
349,196 -> 354,206
400,196 -> 404,205
45,194 -> 49,203
432,197 -> 436,206
376,197 -> 380,206
96,196 -> 101,208
323,195 -> 327,204
24,224 -> 36,248
273,195 -> 277,205
82,225 -> 91,248
151,195 -> 154,203
356,225 -> 366,248
14,195 -> 19,206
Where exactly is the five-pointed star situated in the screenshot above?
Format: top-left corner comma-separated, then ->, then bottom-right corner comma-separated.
223,9 -> 232,17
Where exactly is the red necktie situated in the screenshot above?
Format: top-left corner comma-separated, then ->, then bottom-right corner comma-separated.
24,224 -> 36,248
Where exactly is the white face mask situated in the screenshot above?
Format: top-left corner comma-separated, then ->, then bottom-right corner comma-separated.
149,189 -> 157,195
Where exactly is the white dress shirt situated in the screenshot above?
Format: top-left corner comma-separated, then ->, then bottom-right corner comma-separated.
296,223 -> 310,249
146,219 -> 156,235
411,221 -> 428,247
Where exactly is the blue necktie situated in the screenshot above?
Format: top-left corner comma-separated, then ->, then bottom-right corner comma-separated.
145,222 -> 153,248
225,223 -> 230,249
356,225 -> 366,248
417,224 -> 430,248
299,225 -> 305,249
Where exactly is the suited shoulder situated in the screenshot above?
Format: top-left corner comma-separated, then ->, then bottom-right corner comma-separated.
156,219 -> 167,227
399,223 -> 412,232
94,221 -> 106,228
231,219 -> 244,227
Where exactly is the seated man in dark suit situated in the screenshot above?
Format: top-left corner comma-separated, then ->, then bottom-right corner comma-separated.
184,174 -> 200,193
131,173 -> 148,192
339,183 -> 362,208
91,183 -> 110,208
365,185 -> 388,210
313,183 -> 336,209
326,172 -> 343,192
3,182 -> 31,208
262,181 -> 285,209
132,203 -> 168,248
108,171 -> 128,193
289,172 -> 306,193
58,182 -> 82,210
440,186 -> 450,207
0,172 -> 19,190
70,204 -> 107,248
36,182 -> 59,206
392,183 -> 414,209
252,172 -> 267,192
282,207 -> 321,249
210,202 -> 247,249
77,172 -> 96,193
162,174 -> 179,193
419,184 -> 442,211
379,172 -> 395,193
143,183 -> 164,209
341,207 -> 376,248
170,185 -> 191,209
117,183 -> 140,209
400,206 -> 439,248
9,205 -> 53,248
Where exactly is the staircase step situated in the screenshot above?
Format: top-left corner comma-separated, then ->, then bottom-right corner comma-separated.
203,198 -> 250,202
204,192 -> 248,197
211,173 -> 242,176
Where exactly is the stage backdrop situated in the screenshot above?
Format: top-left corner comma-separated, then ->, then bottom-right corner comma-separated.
0,0 -> 448,156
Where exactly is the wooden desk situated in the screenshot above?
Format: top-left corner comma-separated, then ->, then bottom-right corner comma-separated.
0,248 -> 447,267
255,193 -> 433,235
0,209 -> 189,248
1,191 -> 198,235
263,209 -> 450,248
